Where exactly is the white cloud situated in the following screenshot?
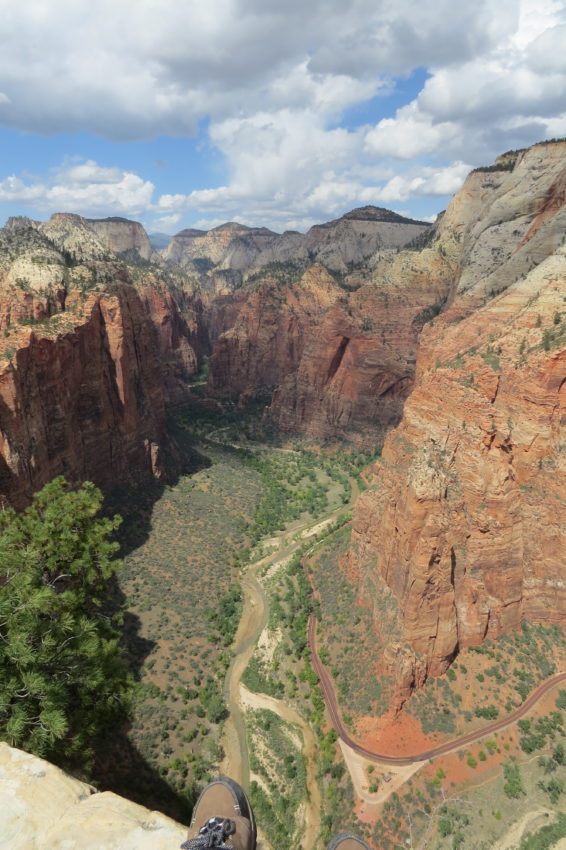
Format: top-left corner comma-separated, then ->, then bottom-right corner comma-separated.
364,104 -> 461,159
153,213 -> 182,230
0,160 -> 155,217
364,0 -> 566,166
0,0 -> 565,231
156,108 -> 362,221
370,162 -> 472,204
0,0 -> 543,139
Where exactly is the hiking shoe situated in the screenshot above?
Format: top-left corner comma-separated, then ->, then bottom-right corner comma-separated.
181,777 -> 257,850
327,834 -> 371,850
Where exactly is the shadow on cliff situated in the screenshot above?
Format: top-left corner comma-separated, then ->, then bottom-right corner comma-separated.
105,421 -> 212,560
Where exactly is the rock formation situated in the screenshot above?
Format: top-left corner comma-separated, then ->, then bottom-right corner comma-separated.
87,216 -> 157,262
163,206 -> 430,288
0,743 -> 187,849
205,218 -> 448,444
0,215 -> 205,508
348,140 -> 566,705
269,248 -> 451,443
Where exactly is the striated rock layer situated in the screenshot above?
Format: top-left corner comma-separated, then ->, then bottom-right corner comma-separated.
348,141 -> 566,705
0,215 -> 205,508
269,249 -> 451,443
205,225 -> 453,443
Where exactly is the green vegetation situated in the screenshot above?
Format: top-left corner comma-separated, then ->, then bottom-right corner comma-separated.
541,312 -> 566,351
481,347 -> 501,371
0,477 -> 132,769
471,161 -> 516,173
516,813 -> 566,850
308,528 -> 395,720
242,655 -> 285,698
205,584 -> 243,647
110,425 -> 263,811
503,760 -> 525,798
518,711 -> 564,754
438,805 -> 470,846
246,260 -> 310,287
246,708 -> 307,850
242,451 -> 334,543
412,298 -> 446,328
409,621 -> 566,738
407,673 -> 459,735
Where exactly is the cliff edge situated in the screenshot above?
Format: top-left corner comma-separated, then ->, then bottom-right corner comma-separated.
0,743 -> 187,849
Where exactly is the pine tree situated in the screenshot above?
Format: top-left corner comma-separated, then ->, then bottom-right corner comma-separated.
0,476 -> 133,768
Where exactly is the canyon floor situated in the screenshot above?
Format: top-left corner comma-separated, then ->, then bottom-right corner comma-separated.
96,397 -> 566,850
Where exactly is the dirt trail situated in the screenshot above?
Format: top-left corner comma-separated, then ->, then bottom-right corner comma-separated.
221,567 -> 268,786
491,808 -> 557,850
221,531 -> 325,848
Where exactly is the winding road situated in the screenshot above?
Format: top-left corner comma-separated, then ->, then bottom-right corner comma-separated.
217,439 -> 566,845
308,613 -> 566,765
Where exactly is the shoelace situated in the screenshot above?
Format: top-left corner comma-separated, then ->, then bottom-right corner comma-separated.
181,817 -> 236,850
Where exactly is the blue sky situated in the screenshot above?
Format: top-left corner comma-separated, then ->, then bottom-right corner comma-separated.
0,0 -> 564,234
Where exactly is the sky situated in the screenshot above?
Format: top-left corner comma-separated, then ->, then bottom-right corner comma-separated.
0,0 -> 565,235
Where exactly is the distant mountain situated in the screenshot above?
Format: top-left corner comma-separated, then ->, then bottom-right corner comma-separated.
149,231 -> 174,250
161,205 -> 431,289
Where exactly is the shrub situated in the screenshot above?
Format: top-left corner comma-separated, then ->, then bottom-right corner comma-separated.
0,477 -> 132,768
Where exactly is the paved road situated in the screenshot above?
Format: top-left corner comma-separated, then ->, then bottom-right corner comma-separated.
308,614 -> 566,766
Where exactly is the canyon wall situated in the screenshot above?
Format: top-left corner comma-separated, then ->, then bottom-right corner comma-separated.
269,248 -> 451,443
206,258 -> 452,444
0,216 -> 205,508
348,141 -> 566,704
204,215 -> 445,444
87,216 -> 156,262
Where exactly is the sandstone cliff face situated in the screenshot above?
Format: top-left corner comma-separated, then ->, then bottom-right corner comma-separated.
87,216 -> 156,262
206,228 -> 450,444
0,743 -> 186,849
207,265 -> 340,396
0,217 -> 205,508
270,248 -> 451,443
0,289 -> 169,509
348,142 -> 566,705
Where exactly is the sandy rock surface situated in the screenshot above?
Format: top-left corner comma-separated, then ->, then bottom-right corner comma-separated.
0,744 -> 187,850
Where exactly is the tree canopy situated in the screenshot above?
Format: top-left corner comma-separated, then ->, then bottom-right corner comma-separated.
0,476 -> 132,768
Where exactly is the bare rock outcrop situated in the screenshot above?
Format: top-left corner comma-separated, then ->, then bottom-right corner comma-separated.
269,249 -> 451,443
206,224 -> 449,444
87,216 -> 156,262
0,743 -> 186,849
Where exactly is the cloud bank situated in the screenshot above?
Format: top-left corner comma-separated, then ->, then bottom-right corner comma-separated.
0,0 -> 564,230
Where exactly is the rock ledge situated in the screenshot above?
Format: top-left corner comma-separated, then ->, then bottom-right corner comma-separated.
0,743 -> 187,850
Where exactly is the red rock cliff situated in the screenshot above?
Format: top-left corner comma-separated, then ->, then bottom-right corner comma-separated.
208,249 -> 453,443
348,142 -> 566,705
0,281 -> 204,508
0,212 -> 208,507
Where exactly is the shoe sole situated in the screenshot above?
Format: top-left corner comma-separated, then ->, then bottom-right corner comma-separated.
191,777 -> 257,850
